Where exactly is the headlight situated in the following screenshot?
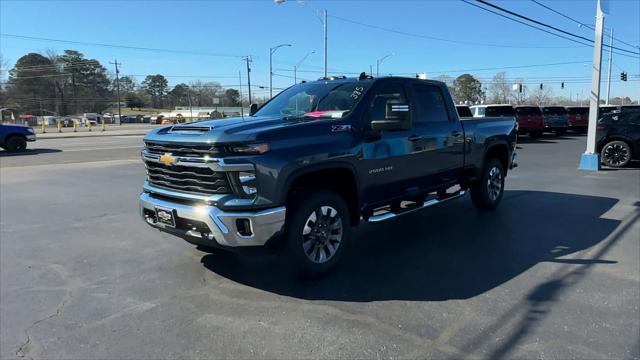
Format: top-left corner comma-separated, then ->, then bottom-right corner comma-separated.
27,128 -> 35,134
230,143 -> 270,155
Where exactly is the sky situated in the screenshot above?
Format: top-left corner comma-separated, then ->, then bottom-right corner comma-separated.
1,0 -> 639,101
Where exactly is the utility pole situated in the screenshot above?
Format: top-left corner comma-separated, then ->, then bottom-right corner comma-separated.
605,28 -> 613,105
579,0 -> 607,171
187,87 -> 193,122
243,56 -> 253,104
109,59 -> 122,125
269,44 -> 291,98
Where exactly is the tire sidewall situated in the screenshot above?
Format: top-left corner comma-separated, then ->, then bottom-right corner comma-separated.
601,140 -> 631,168
472,158 -> 505,210
285,189 -> 351,275
6,136 -> 27,152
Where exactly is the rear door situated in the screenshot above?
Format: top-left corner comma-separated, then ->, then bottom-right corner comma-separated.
409,83 -> 464,188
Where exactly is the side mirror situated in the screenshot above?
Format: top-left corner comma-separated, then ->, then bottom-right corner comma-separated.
371,100 -> 411,131
249,103 -> 258,116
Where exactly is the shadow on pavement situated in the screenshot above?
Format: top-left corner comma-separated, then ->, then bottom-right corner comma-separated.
201,190 -> 620,302
0,148 -> 62,157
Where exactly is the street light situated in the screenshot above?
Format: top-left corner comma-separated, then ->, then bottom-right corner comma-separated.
294,51 -> 315,84
270,44 -> 292,98
376,53 -> 394,77
275,0 -> 328,79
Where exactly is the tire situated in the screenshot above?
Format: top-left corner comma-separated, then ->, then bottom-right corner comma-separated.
554,129 -> 567,136
529,131 -> 543,140
470,157 -> 505,211
4,136 -> 27,152
285,189 -> 351,275
600,140 -> 632,168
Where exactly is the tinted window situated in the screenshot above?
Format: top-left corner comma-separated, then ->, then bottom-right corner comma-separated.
370,83 -> 407,122
566,107 -> 589,115
542,107 -> 567,115
456,106 -> 472,117
412,84 -> 449,123
485,106 -> 515,117
515,106 -> 542,116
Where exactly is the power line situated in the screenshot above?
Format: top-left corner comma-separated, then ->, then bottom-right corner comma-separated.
530,0 -> 640,50
328,13 -> 581,49
472,0 -> 639,57
0,33 -> 246,58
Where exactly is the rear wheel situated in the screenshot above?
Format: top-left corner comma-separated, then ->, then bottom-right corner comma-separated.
601,140 -> 632,168
471,158 -> 505,211
4,136 -> 27,152
285,189 -> 351,275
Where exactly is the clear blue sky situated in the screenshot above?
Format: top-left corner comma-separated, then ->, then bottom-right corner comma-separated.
1,0 -> 638,100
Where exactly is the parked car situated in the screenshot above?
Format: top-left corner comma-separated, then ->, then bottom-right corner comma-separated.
139,75 -> 518,274
565,106 -> 589,133
0,123 -> 36,152
540,106 -> 569,136
456,105 -> 473,117
596,105 -> 640,167
514,106 -> 544,139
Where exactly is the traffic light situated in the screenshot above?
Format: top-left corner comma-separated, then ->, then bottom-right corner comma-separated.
540,83 -> 543,90
620,72 -> 627,81
561,82 -> 565,89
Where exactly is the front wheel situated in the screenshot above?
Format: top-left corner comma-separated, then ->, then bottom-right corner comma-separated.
471,158 -> 505,211
601,140 -> 632,168
4,136 -> 27,152
285,189 -> 351,275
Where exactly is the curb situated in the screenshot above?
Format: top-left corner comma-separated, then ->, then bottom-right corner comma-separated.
37,131 -> 151,139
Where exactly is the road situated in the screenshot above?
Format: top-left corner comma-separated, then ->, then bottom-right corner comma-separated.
1,134 -> 639,359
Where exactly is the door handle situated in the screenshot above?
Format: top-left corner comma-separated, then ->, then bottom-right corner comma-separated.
408,134 -> 423,142
451,130 -> 462,137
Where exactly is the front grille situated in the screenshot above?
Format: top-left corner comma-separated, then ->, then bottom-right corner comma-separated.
144,141 -> 220,158
144,159 -> 231,195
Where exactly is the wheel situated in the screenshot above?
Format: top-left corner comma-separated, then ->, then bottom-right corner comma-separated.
4,136 -> 27,152
600,140 -> 632,168
529,131 -> 543,140
554,129 -> 567,136
285,189 -> 351,275
470,157 -> 505,211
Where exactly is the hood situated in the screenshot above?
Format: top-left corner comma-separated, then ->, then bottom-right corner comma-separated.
143,115 -> 311,144
1,124 -> 32,130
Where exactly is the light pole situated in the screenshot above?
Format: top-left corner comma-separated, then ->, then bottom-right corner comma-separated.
275,0 -> 327,78
294,51 -> 315,84
605,28 -> 613,105
376,53 -> 394,77
270,44 -> 291,98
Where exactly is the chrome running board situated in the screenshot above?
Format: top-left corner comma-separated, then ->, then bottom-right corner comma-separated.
366,190 -> 466,223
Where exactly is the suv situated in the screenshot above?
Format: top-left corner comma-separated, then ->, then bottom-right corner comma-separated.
540,106 -> 569,136
514,106 -> 544,139
597,105 -> 640,168
0,123 -> 37,152
566,106 -> 589,133
139,76 -> 518,274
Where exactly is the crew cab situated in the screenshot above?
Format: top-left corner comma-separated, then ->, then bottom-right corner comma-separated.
0,123 -> 37,152
540,106 -> 569,136
514,105 -> 544,139
139,75 -> 518,274
566,106 -> 589,133
597,105 -> 640,168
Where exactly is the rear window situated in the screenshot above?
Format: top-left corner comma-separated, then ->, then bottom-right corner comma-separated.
542,107 -> 567,115
456,106 -> 472,117
515,106 -> 541,116
485,106 -> 515,117
566,107 -> 588,115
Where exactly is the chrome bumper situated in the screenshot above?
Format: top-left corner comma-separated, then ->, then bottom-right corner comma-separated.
139,192 -> 286,247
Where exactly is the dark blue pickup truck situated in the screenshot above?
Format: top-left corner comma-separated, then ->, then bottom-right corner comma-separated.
139,75 -> 518,274
0,123 -> 37,152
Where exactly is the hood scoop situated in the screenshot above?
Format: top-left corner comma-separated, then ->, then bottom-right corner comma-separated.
167,125 -> 213,134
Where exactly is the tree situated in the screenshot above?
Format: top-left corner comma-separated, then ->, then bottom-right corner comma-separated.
451,74 -> 484,104
141,74 -> 168,108
168,83 -> 190,107
487,72 -> 512,104
529,86 -> 554,105
6,53 -> 58,114
113,75 -> 136,94
224,89 -> 240,106
125,93 -> 145,109
510,78 -> 528,105
59,50 -> 112,114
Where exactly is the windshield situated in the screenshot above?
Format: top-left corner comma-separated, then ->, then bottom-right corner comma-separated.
542,107 -> 567,115
485,106 -> 515,117
254,82 -> 369,119
515,106 -> 541,116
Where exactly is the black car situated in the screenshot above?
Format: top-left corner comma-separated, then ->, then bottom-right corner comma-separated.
597,105 -> 640,167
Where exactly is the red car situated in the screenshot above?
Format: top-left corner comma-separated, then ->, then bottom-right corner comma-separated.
566,106 -> 589,133
514,106 -> 544,139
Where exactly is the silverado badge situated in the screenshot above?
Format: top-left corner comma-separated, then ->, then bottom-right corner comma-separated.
159,153 -> 176,166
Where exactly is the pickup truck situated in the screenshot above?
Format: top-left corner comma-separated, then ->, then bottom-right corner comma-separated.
139,75 -> 518,274
0,123 -> 37,152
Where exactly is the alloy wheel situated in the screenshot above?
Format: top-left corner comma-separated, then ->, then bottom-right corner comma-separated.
302,206 -> 343,264
487,166 -> 503,201
603,143 -> 630,167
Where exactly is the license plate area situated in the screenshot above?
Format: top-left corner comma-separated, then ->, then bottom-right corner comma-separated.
155,207 -> 176,227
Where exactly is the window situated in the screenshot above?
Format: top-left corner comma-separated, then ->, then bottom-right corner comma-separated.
515,106 -> 542,116
456,106 -> 472,117
542,107 -> 567,116
369,83 -> 408,121
486,106 -> 515,117
411,84 -> 449,123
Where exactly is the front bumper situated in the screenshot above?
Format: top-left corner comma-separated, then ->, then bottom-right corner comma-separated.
139,192 -> 286,247
26,134 -> 36,141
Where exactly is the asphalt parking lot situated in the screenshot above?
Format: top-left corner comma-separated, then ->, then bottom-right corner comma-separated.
1,133 -> 639,359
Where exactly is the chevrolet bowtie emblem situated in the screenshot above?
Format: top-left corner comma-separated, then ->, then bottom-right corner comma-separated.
159,153 -> 176,166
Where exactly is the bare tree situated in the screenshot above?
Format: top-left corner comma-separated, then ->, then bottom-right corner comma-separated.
487,72 -> 512,104
529,86 -> 554,105
510,78 -> 528,105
